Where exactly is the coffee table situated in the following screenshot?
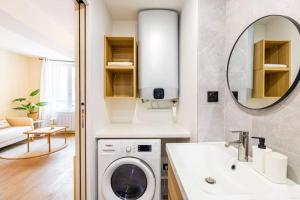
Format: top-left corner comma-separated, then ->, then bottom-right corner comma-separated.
0,127 -> 68,160
23,126 -> 68,158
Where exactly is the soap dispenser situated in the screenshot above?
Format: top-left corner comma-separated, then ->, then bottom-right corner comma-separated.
252,137 -> 272,174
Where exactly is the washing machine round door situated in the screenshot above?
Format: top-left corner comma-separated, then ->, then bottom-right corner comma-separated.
102,157 -> 156,200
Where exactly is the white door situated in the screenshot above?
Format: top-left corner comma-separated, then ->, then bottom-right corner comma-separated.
102,157 -> 156,200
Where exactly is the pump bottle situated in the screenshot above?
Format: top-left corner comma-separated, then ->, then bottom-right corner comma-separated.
252,137 -> 272,174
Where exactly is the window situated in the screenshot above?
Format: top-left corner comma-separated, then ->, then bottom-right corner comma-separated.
40,60 -> 75,119
56,63 -> 75,112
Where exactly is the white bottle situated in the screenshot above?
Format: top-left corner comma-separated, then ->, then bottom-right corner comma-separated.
252,137 -> 272,174
265,152 -> 288,184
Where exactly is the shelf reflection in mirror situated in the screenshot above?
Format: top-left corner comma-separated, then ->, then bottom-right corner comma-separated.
227,15 -> 300,109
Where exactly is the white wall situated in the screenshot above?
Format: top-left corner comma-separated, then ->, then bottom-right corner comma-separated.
111,20 -> 137,36
86,0 -> 112,199
253,24 -> 266,42
177,0 -> 198,142
0,49 -> 41,118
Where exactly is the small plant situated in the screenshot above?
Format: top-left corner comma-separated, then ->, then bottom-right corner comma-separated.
12,89 -> 47,120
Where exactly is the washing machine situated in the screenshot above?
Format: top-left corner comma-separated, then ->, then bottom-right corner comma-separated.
98,139 -> 161,200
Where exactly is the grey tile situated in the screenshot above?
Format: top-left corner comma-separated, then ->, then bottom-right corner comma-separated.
198,105 -> 225,142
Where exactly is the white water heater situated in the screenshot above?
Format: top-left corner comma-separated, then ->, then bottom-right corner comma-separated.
138,10 -> 179,100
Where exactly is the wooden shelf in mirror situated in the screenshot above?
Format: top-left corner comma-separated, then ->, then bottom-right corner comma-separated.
253,40 -> 291,98
104,36 -> 137,99
264,71 -> 289,97
264,67 -> 289,72
105,65 -> 135,70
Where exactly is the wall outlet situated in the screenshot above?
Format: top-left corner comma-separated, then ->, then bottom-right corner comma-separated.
163,163 -> 168,171
207,91 -> 218,102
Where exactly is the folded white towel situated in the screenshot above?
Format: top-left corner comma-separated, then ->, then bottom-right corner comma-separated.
108,62 -> 133,66
264,64 -> 287,68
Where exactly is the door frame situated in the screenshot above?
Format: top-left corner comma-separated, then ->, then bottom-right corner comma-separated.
74,0 -> 87,199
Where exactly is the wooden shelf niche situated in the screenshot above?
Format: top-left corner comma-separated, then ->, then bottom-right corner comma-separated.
253,40 -> 291,98
104,36 -> 137,99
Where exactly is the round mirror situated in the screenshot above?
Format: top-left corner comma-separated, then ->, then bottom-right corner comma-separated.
227,15 -> 300,109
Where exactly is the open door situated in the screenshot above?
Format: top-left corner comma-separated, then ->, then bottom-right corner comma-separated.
74,0 -> 87,199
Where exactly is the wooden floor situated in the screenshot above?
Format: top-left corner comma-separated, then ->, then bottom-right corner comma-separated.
0,134 -> 75,200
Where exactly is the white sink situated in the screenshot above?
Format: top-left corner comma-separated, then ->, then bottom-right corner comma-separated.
166,142 -> 300,200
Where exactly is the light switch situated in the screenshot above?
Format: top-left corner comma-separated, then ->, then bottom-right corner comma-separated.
207,91 -> 218,102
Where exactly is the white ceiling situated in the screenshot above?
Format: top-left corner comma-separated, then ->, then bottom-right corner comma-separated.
104,0 -> 186,20
0,26 -> 71,59
0,0 -> 74,60
30,0 -> 75,37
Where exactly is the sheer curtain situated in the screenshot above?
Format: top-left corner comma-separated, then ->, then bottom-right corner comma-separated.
40,59 -> 75,126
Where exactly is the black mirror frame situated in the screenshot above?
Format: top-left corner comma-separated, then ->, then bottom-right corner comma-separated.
226,14 -> 300,110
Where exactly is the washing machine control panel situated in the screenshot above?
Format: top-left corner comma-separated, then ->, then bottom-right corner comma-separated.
125,146 -> 132,153
138,145 -> 152,152
99,141 -> 156,154
123,144 -> 152,153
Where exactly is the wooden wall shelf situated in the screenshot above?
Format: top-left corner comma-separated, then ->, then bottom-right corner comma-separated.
104,36 -> 137,99
253,40 -> 291,98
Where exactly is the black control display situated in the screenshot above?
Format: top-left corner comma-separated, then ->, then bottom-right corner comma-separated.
153,88 -> 164,99
138,145 -> 152,152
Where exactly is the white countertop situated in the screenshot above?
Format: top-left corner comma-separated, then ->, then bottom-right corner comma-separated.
95,123 -> 191,138
167,142 -> 300,200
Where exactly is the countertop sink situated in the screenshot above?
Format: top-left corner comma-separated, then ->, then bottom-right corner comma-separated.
166,142 -> 300,200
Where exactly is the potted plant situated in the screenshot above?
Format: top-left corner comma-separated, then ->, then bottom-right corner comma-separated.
12,89 -> 48,120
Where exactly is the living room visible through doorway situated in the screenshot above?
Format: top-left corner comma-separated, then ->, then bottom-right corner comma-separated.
0,1 -> 76,199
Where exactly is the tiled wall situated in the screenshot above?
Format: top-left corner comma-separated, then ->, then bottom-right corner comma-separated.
198,0 -> 300,182
224,0 -> 300,183
197,0 -> 226,141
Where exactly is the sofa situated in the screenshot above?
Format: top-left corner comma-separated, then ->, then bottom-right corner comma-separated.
0,117 -> 34,148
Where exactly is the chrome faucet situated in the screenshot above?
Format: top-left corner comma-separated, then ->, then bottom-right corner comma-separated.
225,131 -> 249,162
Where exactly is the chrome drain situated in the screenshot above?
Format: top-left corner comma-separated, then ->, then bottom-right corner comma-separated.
205,177 -> 216,184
